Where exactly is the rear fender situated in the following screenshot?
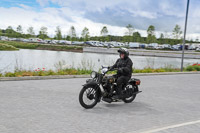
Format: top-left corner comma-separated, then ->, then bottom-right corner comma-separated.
128,78 -> 141,86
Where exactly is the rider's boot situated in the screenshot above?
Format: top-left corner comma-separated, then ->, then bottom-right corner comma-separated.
112,84 -> 124,99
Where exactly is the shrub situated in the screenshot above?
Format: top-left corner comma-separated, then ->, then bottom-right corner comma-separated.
133,67 -> 180,73
0,41 -> 38,49
193,65 -> 200,71
4,72 -> 16,77
47,70 -> 56,75
0,43 -> 19,50
0,40 -> 82,51
185,63 -> 200,71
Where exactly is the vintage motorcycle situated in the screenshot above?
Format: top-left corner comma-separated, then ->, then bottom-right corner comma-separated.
79,66 -> 142,109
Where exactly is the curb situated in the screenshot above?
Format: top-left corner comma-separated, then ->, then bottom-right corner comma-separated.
0,71 -> 200,81
83,47 -> 200,59
0,75 -> 90,81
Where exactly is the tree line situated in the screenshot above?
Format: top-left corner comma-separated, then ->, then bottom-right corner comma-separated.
0,24 -> 198,45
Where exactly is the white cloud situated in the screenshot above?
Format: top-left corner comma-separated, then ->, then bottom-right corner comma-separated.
0,6 -> 135,37
128,9 -> 158,19
1,0 -> 200,40
18,4 -> 32,10
36,0 -> 49,7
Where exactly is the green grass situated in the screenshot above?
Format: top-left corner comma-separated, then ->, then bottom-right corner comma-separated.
133,67 -> 180,73
0,40 -> 38,49
2,68 -> 93,77
1,65 -> 199,77
0,43 -> 19,51
37,44 -> 82,51
0,41 -> 83,51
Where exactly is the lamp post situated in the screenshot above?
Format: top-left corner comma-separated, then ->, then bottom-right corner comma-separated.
181,0 -> 190,71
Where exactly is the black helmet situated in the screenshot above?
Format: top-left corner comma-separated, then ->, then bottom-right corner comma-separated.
118,48 -> 129,58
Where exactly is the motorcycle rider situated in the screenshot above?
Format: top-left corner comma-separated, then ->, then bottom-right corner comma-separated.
109,48 -> 133,99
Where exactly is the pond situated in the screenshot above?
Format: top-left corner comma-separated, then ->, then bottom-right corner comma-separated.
0,49 -> 199,73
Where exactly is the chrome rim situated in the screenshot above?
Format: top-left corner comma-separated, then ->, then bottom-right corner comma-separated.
124,85 -> 135,100
83,87 -> 97,105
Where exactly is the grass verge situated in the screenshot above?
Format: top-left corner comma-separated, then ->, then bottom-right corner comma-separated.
0,43 -> 19,51
0,41 -> 83,51
1,65 -> 200,77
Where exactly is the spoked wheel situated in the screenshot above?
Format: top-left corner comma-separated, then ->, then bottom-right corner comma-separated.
79,86 -> 98,109
123,84 -> 137,103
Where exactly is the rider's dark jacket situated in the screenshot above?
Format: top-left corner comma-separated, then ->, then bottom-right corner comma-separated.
111,57 -> 133,78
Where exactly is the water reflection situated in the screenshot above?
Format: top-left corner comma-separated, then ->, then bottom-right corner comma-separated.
0,49 -> 199,73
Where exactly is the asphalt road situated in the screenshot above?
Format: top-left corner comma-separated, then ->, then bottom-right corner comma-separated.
0,74 -> 200,133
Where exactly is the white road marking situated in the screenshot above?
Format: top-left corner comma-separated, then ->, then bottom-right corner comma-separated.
138,120 -> 200,133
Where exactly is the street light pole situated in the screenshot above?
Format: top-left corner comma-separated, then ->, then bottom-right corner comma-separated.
181,0 -> 190,71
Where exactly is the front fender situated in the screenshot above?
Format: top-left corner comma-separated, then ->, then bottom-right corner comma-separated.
83,79 -> 99,87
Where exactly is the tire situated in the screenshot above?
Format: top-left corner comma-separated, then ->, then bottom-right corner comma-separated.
79,85 -> 99,109
123,85 -> 138,103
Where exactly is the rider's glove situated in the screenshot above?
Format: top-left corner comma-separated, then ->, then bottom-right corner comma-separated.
117,68 -> 123,75
108,66 -> 112,71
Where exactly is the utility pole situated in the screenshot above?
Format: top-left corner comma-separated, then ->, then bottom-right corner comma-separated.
181,0 -> 190,71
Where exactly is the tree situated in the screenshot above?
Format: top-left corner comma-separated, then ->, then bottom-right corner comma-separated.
66,35 -> 71,41
6,26 -> 14,34
132,32 -> 141,42
160,33 -> 164,39
68,26 -> 76,41
158,33 -> 165,44
172,24 -> 182,39
81,27 -> 90,41
195,37 -> 199,42
27,26 -> 35,36
100,26 -> 108,36
55,26 -> 62,40
125,24 -> 134,36
0,29 -> 1,33
38,26 -> 48,39
147,35 -> 157,44
5,26 -> 16,37
16,25 -> 23,34
147,25 -> 155,36
146,25 -> 157,44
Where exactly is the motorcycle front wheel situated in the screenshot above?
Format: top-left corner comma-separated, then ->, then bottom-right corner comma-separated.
79,85 -> 99,109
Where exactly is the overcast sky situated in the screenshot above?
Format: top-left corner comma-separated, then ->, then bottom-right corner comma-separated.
0,0 -> 199,39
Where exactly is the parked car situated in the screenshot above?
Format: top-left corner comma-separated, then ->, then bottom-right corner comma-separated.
172,45 -> 181,50
129,42 -> 140,49
179,44 -> 189,50
71,41 -> 84,45
58,40 -> 68,44
0,36 -> 8,40
188,44 -> 196,50
139,43 -> 147,49
196,47 -> 200,51
148,43 -> 158,49
155,45 -> 163,50
163,44 -> 171,49
85,41 -> 99,46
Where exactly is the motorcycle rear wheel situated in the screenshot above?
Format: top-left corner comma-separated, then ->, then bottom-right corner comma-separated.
79,85 -> 98,109
123,85 -> 137,103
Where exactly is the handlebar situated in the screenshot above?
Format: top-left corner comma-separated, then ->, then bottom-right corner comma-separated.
111,68 -> 118,71
101,66 -> 118,74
